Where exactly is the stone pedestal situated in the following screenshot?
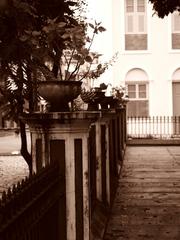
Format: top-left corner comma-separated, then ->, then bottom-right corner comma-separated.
23,112 -> 100,240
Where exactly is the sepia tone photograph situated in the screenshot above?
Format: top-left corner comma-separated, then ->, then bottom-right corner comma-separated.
0,0 -> 180,239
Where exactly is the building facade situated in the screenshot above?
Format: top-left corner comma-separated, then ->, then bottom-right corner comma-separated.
89,0 -> 180,117
112,0 -> 180,117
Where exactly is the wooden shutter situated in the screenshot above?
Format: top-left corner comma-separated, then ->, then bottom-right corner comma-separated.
173,13 -> 180,32
137,0 -> 146,33
137,0 -> 145,12
125,0 -> 146,34
127,100 -> 149,117
126,15 -> 134,32
125,0 -> 135,33
126,0 -> 134,12
138,15 -> 145,32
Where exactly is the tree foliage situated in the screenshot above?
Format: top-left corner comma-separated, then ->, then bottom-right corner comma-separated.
149,0 -> 180,18
0,0 -> 80,173
0,0 -> 108,173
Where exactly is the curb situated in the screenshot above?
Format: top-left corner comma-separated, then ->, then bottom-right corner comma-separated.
0,153 -> 21,157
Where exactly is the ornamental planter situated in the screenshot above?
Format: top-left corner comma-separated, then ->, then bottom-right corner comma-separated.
81,88 -> 105,111
100,96 -> 119,110
38,81 -> 82,112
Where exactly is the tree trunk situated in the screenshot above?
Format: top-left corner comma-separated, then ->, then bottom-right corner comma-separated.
17,62 -> 33,175
52,57 -> 59,78
19,119 -> 32,175
52,47 -> 62,78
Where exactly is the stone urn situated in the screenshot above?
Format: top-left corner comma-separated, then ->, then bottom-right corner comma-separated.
38,81 -> 82,112
81,88 -> 105,111
100,96 -> 119,110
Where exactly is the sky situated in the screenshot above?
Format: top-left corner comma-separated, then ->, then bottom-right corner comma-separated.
85,0 -> 114,85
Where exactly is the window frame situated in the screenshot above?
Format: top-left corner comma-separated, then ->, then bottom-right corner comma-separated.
126,82 -> 148,100
126,82 -> 149,117
125,0 -> 147,34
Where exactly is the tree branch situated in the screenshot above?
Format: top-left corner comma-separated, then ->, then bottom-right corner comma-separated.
67,61 -> 81,81
65,48 -> 76,80
78,57 -> 95,81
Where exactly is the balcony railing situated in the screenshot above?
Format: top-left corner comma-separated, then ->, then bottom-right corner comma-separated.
127,116 -> 180,139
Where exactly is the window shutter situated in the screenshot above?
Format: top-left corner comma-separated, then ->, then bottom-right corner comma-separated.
127,101 -> 148,117
126,0 -> 134,12
138,15 -> 145,32
126,15 -> 134,33
127,101 -> 137,117
173,14 -> 180,32
125,0 -> 146,34
125,0 -> 134,33
137,0 -> 145,12
139,100 -> 148,116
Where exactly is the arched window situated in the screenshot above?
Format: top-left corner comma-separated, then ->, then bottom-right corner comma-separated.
172,68 -> 180,116
172,68 -> 180,81
125,68 -> 149,116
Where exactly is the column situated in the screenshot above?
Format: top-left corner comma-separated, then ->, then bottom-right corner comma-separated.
23,112 -> 100,240
95,121 -> 102,201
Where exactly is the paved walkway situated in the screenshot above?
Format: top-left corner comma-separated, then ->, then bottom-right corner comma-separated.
104,146 -> 180,240
0,132 -> 30,196
0,156 -> 29,196
0,132 -> 31,155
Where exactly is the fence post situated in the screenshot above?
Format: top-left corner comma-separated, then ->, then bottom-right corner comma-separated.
94,116 -> 111,205
22,112 -> 100,240
95,120 -> 102,202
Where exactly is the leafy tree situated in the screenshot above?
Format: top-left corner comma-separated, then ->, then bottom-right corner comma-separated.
0,0 -> 107,174
0,0 -> 80,174
149,0 -> 180,18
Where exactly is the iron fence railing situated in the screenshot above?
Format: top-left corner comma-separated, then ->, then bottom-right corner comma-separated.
127,116 -> 180,139
0,164 -> 64,240
0,108 -> 127,240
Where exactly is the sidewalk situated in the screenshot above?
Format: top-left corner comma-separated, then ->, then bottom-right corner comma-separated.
0,132 -> 31,155
104,146 -> 180,240
0,133 -> 30,196
0,155 -> 29,196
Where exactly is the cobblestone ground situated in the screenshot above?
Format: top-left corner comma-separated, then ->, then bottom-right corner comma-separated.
0,156 -> 29,196
104,146 -> 180,240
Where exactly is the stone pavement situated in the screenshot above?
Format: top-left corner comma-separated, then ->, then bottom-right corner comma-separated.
0,132 -> 31,155
0,156 -> 29,196
104,146 -> 180,240
0,132 -> 30,197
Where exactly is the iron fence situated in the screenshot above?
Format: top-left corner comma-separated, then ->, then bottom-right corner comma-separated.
0,108 -> 127,240
127,116 -> 180,139
0,164 -> 65,240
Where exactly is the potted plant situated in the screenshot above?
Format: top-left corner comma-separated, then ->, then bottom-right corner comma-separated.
81,83 -> 107,111
99,85 -> 128,110
111,86 -> 129,107
34,16 -> 107,111
80,54 -> 118,111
